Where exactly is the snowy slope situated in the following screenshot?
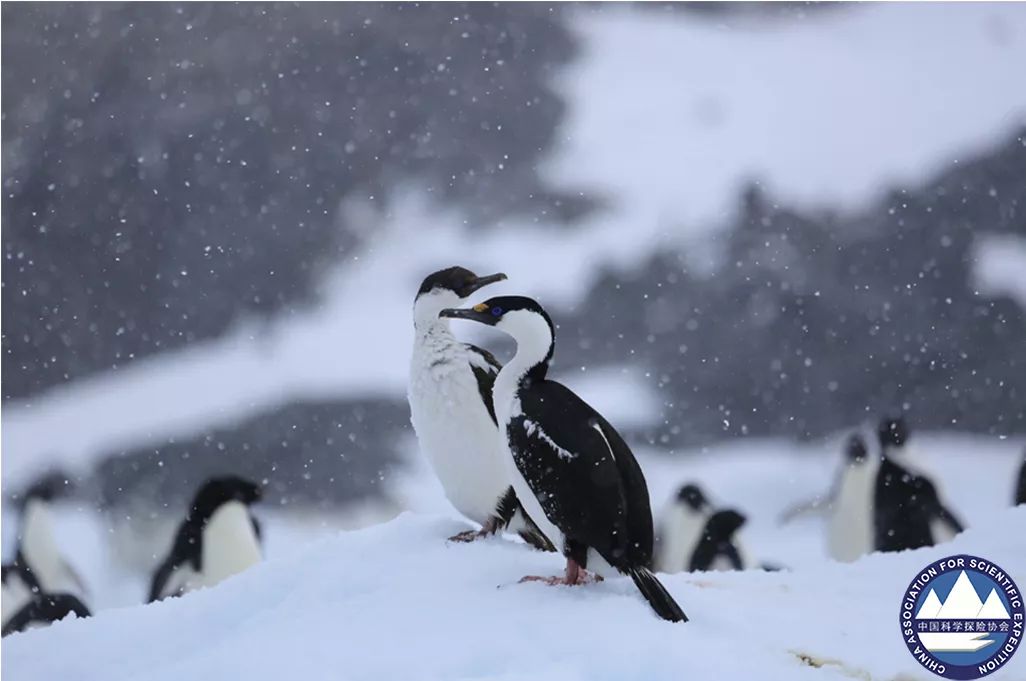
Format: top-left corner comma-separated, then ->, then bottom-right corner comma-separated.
4,507 -> 1025,681
5,3 -> 1026,488
5,434 -> 1021,615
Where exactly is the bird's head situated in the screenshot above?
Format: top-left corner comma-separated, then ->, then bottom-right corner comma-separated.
189,475 -> 263,521
877,415 -> 909,451
414,266 -> 507,323
675,483 -> 710,512
441,296 -> 555,370
845,433 -> 869,464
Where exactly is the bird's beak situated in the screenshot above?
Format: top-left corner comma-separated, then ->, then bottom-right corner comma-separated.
464,272 -> 507,296
440,303 -> 497,325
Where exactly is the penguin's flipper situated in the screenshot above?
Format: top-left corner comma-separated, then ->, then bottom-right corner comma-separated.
933,505 -> 965,536
148,557 -> 178,603
2,592 -> 91,637
720,542 -> 745,571
777,495 -> 830,525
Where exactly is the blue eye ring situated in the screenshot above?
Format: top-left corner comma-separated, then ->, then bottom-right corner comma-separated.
491,306 -> 503,317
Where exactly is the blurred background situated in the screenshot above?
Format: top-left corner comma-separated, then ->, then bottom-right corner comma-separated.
2,2 -> 1025,607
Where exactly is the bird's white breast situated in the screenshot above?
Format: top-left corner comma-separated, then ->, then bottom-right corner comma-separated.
409,325 -> 512,525
171,501 -> 262,595
828,461 -> 877,562
655,504 -> 709,573
19,501 -> 83,596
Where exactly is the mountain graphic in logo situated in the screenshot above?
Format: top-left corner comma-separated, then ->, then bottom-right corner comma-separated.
916,571 -> 1011,653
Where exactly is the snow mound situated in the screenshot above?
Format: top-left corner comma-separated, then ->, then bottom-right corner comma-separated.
4,509 -> 1025,681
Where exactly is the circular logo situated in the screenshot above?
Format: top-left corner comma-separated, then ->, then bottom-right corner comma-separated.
901,555 -> 1024,679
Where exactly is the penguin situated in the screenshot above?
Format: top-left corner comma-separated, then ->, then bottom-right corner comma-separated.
873,416 -> 964,553
148,476 -> 263,603
1015,448 -> 1025,506
2,592 -> 91,637
689,509 -> 749,572
655,484 -> 711,574
442,296 -> 688,623
657,484 -> 755,573
2,473 -> 88,604
408,266 -> 552,550
826,433 -> 878,563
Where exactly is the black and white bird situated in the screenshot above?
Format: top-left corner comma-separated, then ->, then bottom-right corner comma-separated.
656,484 -> 752,573
655,484 -> 711,574
1,590 -> 91,637
409,267 -> 551,550
442,296 -> 687,623
826,433 -> 878,563
1,473 -> 89,629
148,476 -> 263,603
1015,448 -> 1025,506
874,417 -> 964,553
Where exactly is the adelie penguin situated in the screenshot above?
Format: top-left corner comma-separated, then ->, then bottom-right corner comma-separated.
656,483 -> 752,573
408,267 -> 552,550
442,296 -> 688,623
148,476 -> 264,603
826,433 -> 878,563
2,472 -> 90,632
874,416 -> 964,553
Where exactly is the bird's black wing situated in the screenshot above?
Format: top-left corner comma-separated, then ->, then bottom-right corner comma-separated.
689,510 -> 746,571
932,505 -> 965,536
6,555 -> 42,594
875,459 -> 939,552
251,514 -> 263,545
148,520 -> 199,603
466,344 -> 501,426
510,380 -> 653,568
2,593 -> 91,637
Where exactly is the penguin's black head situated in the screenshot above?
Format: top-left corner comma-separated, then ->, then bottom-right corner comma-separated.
675,483 -> 709,512
14,470 -> 74,510
416,266 -> 507,302
878,415 -> 909,449
189,476 -> 262,521
707,509 -> 746,536
845,433 -> 869,463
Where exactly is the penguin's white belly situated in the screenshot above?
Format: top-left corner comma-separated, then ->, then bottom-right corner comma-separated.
655,506 -> 708,574
194,503 -> 262,589
166,503 -> 261,598
828,464 -> 876,562
409,357 -> 511,525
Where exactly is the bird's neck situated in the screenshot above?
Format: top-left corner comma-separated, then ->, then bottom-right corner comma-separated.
412,291 -> 460,335
493,326 -> 553,422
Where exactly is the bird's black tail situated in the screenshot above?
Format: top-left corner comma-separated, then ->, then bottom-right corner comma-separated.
628,567 -> 688,623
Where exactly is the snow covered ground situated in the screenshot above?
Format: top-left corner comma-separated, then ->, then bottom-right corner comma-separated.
4,503 -> 1025,681
4,3 -> 1026,489
3,434 -> 1023,655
